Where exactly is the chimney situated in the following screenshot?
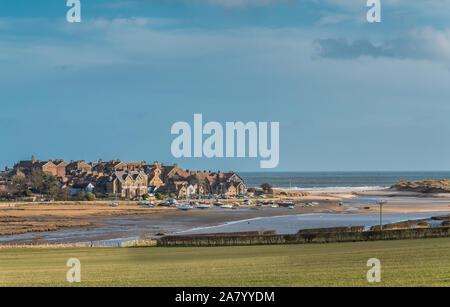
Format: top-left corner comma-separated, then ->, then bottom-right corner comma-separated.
99,159 -> 103,163
174,163 -> 178,168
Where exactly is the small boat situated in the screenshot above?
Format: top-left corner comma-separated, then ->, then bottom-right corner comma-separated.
144,202 -> 155,208
177,204 -> 193,211
220,203 -> 233,209
214,202 -> 225,207
137,202 -> 146,206
288,206 -> 295,210
157,202 -> 171,207
270,204 -> 278,208
109,203 -> 119,207
278,202 -> 296,207
307,202 -> 319,206
233,202 -> 240,207
195,204 -> 211,209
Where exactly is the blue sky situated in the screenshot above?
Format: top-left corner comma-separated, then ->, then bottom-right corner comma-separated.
1,0 -> 450,171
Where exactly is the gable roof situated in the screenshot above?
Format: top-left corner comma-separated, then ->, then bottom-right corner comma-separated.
112,171 -> 147,183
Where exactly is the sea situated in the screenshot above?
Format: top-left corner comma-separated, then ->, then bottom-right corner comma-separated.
240,171 -> 450,191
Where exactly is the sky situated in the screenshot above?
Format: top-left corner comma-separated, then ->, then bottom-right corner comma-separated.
0,0 -> 449,172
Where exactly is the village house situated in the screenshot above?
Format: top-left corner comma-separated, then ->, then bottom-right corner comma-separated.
210,172 -> 246,195
3,156 -> 247,200
70,182 -> 95,196
54,159 -> 68,177
157,182 -> 197,198
13,157 -> 67,178
66,160 -> 92,175
106,171 -> 149,199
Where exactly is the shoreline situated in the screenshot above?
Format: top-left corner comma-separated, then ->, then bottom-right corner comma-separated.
1,187 -> 450,245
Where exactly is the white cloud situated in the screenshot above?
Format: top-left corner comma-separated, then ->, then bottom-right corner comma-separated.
315,27 -> 450,62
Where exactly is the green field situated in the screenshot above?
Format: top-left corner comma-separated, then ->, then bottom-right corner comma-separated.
1,238 -> 449,287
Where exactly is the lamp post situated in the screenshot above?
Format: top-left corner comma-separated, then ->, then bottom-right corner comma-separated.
376,200 -> 387,231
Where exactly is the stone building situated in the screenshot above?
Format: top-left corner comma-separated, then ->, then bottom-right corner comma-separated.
13,157 -> 67,178
106,171 -> 149,199
66,160 -> 92,175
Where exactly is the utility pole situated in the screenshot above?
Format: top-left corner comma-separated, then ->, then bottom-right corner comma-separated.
376,200 -> 386,231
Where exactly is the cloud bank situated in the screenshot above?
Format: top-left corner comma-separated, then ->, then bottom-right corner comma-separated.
315,27 -> 450,62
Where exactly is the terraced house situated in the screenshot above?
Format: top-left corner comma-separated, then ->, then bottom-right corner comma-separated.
4,156 -> 247,200
106,171 -> 149,199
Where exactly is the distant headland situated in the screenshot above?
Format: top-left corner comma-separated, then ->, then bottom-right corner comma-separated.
392,179 -> 450,193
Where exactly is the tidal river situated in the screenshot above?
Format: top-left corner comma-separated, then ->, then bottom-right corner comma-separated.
0,210 -> 447,246
177,211 -> 449,235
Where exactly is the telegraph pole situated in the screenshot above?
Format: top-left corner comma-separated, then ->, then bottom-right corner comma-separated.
376,200 -> 386,231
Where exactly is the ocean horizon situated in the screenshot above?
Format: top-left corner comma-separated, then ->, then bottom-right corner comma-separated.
239,171 -> 450,190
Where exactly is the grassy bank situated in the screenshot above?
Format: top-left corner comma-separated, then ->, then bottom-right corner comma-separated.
0,238 -> 449,286
158,227 -> 450,247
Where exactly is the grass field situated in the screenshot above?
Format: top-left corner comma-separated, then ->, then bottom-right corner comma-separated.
0,238 -> 449,287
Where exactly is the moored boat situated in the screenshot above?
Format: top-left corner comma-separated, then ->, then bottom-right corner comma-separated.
195,204 -> 211,209
177,204 -> 193,211
278,202 -> 296,207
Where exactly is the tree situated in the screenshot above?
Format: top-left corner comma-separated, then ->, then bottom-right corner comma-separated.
30,170 -> 60,197
86,192 -> 96,201
76,190 -> 86,200
42,173 -> 60,197
30,169 -> 45,194
260,183 -> 273,194
142,193 -> 150,200
156,193 -> 167,200
12,174 -> 28,194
